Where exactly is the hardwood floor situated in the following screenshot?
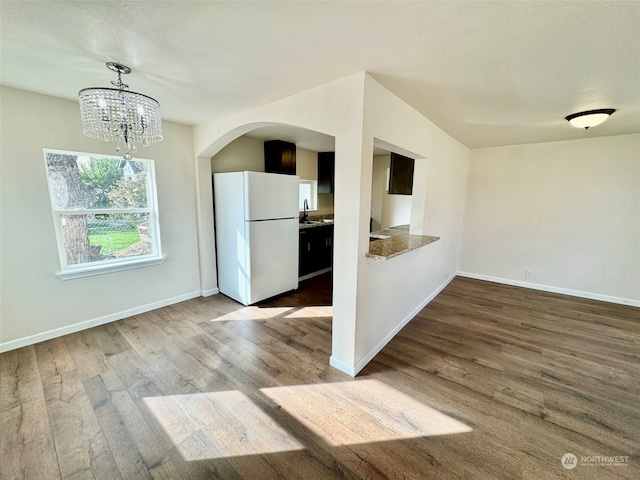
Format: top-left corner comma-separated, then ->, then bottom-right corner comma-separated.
1,274 -> 638,479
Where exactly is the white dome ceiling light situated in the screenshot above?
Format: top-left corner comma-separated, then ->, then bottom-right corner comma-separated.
565,108 -> 616,130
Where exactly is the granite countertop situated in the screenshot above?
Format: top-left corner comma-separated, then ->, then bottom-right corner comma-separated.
298,214 -> 334,229
367,228 -> 440,262
298,218 -> 439,261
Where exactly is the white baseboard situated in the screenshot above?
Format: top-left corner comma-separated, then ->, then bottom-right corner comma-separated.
456,272 -> 640,308
201,287 -> 220,297
329,355 -> 356,377
332,270 -> 638,377
335,272 -> 458,377
0,291 -> 203,353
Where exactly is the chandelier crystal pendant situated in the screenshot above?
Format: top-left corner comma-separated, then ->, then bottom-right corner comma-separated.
79,62 -> 162,159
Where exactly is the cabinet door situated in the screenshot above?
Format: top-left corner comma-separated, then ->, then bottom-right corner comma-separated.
317,225 -> 333,270
299,226 -> 334,276
317,152 -> 335,193
265,140 -> 297,175
388,152 -> 414,195
299,229 -> 316,276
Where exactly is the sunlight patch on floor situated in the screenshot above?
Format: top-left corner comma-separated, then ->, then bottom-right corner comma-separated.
144,391 -> 304,460
209,306 -> 294,322
261,379 -> 472,446
284,306 -> 333,319
208,306 -> 332,322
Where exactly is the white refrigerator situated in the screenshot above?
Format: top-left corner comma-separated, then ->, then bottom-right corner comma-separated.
213,171 -> 299,305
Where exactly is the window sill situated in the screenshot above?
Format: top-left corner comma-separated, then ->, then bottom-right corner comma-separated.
57,256 -> 167,280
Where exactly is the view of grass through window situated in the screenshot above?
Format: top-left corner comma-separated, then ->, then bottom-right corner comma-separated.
83,214 -> 149,256
88,227 -> 141,255
45,150 -> 158,269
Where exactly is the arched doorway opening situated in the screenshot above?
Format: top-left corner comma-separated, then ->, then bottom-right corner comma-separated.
200,122 -> 339,362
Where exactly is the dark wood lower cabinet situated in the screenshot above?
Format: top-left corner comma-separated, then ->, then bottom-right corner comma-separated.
299,225 -> 333,276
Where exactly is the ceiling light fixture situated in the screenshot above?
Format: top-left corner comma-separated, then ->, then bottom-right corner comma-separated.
79,62 -> 162,159
565,108 -> 615,130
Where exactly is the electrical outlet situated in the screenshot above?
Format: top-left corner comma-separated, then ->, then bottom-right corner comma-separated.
525,269 -> 534,279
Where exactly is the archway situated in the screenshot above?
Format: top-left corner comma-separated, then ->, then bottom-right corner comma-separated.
195,120 -> 354,371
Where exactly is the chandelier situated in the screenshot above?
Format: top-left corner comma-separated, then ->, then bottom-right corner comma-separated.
78,62 -> 162,159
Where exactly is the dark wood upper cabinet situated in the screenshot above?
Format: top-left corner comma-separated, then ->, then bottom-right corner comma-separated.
317,151 -> 335,193
264,140 -> 296,175
388,152 -> 414,195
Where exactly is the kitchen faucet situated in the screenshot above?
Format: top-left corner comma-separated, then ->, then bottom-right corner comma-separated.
303,199 -> 309,221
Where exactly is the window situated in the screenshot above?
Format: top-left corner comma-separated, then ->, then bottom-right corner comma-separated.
44,149 -> 164,279
299,179 -> 317,211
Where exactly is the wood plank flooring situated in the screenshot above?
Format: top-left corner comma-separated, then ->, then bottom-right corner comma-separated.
1,274 -> 639,479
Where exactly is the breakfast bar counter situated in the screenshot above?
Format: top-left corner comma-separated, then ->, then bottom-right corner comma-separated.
366,228 -> 440,263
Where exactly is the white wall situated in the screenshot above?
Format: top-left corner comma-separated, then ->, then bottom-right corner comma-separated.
384,194 -> 412,229
460,134 -> 640,304
371,155 -> 412,230
355,75 -> 470,367
0,87 -> 201,348
211,135 -> 263,173
371,155 -> 388,230
296,147 -> 317,180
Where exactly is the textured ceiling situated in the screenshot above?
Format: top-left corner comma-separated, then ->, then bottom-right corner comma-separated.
1,1 -> 639,148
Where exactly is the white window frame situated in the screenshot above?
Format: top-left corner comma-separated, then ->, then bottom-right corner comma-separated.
43,149 -> 165,280
299,179 -> 318,212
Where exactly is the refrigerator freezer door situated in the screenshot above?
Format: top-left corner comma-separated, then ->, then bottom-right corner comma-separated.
244,171 -> 299,221
246,218 -> 298,304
